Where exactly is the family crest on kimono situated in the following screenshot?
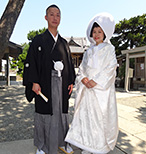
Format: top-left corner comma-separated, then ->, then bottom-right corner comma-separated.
65,12 -> 119,154
23,4 -> 75,154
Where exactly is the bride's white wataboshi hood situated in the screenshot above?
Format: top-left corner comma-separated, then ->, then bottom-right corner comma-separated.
86,12 -> 115,45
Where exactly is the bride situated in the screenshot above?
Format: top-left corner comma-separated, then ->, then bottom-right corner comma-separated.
65,12 -> 119,154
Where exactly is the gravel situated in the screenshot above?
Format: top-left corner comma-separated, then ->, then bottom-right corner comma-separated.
0,86 -> 146,143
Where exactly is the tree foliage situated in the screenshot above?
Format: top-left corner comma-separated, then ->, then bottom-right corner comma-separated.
111,13 -> 146,55
27,28 -> 46,42
10,43 -> 29,77
11,28 -> 46,77
0,0 -> 26,59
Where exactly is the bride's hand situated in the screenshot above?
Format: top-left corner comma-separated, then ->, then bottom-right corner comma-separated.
81,77 -> 89,85
86,79 -> 97,88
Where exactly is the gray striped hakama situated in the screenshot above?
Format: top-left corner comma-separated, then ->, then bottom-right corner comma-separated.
34,70 -> 69,154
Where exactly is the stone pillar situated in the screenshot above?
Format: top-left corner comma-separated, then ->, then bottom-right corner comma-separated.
6,53 -> 10,86
0,59 -> 2,72
144,50 -> 146,87
125,53 -> 129,92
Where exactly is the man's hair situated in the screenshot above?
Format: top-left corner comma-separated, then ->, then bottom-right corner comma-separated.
90,22 -> 106,40
46,4 -> 61,15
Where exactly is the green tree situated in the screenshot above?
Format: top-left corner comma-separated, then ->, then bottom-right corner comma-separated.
27,28 -> 46,42
10,43 -> 29,77
111,13 -> 146,55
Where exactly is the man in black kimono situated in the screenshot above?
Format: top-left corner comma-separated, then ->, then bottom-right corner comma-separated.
23,4 -> 75,154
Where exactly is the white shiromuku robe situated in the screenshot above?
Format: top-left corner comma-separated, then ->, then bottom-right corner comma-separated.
65,42 -> 119,154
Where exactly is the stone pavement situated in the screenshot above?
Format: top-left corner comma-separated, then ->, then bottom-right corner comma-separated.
0,86 -> 146,154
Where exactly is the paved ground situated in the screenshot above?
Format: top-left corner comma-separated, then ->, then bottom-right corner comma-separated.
0,85 -> 146,154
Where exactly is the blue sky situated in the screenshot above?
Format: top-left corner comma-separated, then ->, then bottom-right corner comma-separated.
0,0 -> 146,45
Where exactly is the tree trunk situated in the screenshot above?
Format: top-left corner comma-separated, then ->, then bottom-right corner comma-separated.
0,0 -> 26,60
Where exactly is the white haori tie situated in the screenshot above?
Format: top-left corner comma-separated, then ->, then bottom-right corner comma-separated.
53,61 -> 64,77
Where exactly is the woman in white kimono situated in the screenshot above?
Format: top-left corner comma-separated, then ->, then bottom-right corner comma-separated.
65,12 -> 119,154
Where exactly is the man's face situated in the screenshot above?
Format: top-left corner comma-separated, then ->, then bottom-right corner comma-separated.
45,7 -> 61,29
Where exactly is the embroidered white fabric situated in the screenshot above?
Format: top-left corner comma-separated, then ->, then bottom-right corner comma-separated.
65,44 -> 118,154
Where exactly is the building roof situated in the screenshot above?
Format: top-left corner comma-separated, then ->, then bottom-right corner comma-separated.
65,36 -> 88,54
69,39 -> 81,47
65,36 -> 87,47
121,46 -> 146,54
2,41 -> 22,60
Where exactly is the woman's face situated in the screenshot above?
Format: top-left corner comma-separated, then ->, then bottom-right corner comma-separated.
92,26 -> 104,45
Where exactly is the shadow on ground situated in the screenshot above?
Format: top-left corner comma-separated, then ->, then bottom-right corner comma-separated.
0,86 -> 146,154
136,99 -> 146,124
0,86 -> 34,142
116,130 -> 146,154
